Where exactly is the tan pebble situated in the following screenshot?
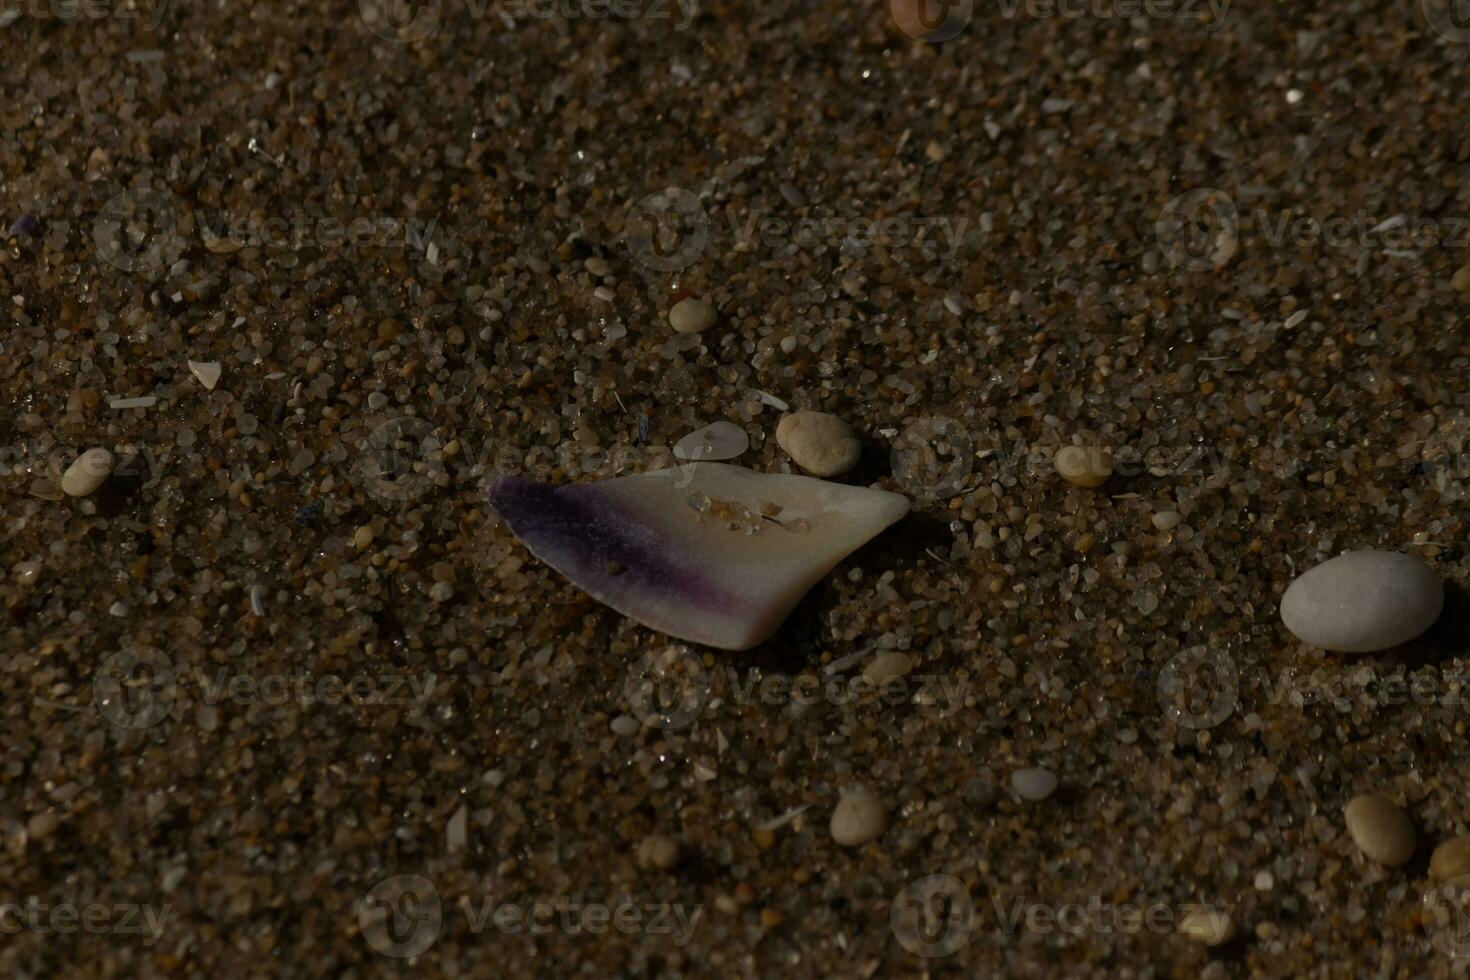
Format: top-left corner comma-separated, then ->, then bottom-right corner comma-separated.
759,908 -> 782,929
1054,445 -> 1113,488
1178,906 -> 1234,946
27,811 -> 59,840
1152,510 -> 1182,531
637,834 -> 680,870
1453,266 -> 1470,293
12,561 -> 43,587
776,411 -> 862,477
1431,836 -> 1470,881
830,784 -> 886,847
1344,794 -> 1415,865
61,448 -> 113,497
353,525 -> 375,549
863,651 -> 913,685
669,297 -> 717,334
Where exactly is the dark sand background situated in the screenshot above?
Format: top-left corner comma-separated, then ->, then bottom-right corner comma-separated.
5,0 -> 1470,975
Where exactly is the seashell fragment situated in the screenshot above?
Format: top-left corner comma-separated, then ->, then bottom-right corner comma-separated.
489,463 -> 910,650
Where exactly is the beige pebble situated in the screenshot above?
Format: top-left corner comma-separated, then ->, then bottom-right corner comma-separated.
776,411 -> 862,477
830,784 -> 886,846
1178,906 -> 1234,946
636,834 -> 680,870
1152,510 -> 1182,531
61,448 -> 114,497
12,561 -> 43,587
1431,836 -> 1470,882
1344,794 -> 1415,865
585,256 -> 612,277
863,651 -> 913,685
1453,266 -> 1470,293
27,811 -> 59,840
669,297 -> 717,334
1054,445 -> 1113,488
353,525 -> 375,550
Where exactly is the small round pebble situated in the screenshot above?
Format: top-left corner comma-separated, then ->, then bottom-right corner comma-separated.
636,834 -> 680,870
353,525 -> 375,550
12,561 -> 43,587
1152,510 -> 1182,531
1430,836 -> 1470,882
610,715 -> 641,737
61,447 -> 113,497
1344,794 -> 1415,865
776,411 -> 862,477
862,651 -> 913,685
830,784 -> 886,846
1178,906 -> 1234,946
1011,767 -> 1058,802
1453,265 -> 1470,293
669,297 -> 717,334
1281,550 -> 1443,653
1054,445 -> 1113,488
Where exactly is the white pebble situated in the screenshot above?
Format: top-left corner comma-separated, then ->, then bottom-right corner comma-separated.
776,411 -> 862,477
610,715 -> 641,737
1152,510 -> 1182,531
830,784 -> 886,847
61,448 -> 113,497
1281,550 -> 1443,652
1011,767 -> 1058,802
673,421 -> 748,462
668,297 -> 717,334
